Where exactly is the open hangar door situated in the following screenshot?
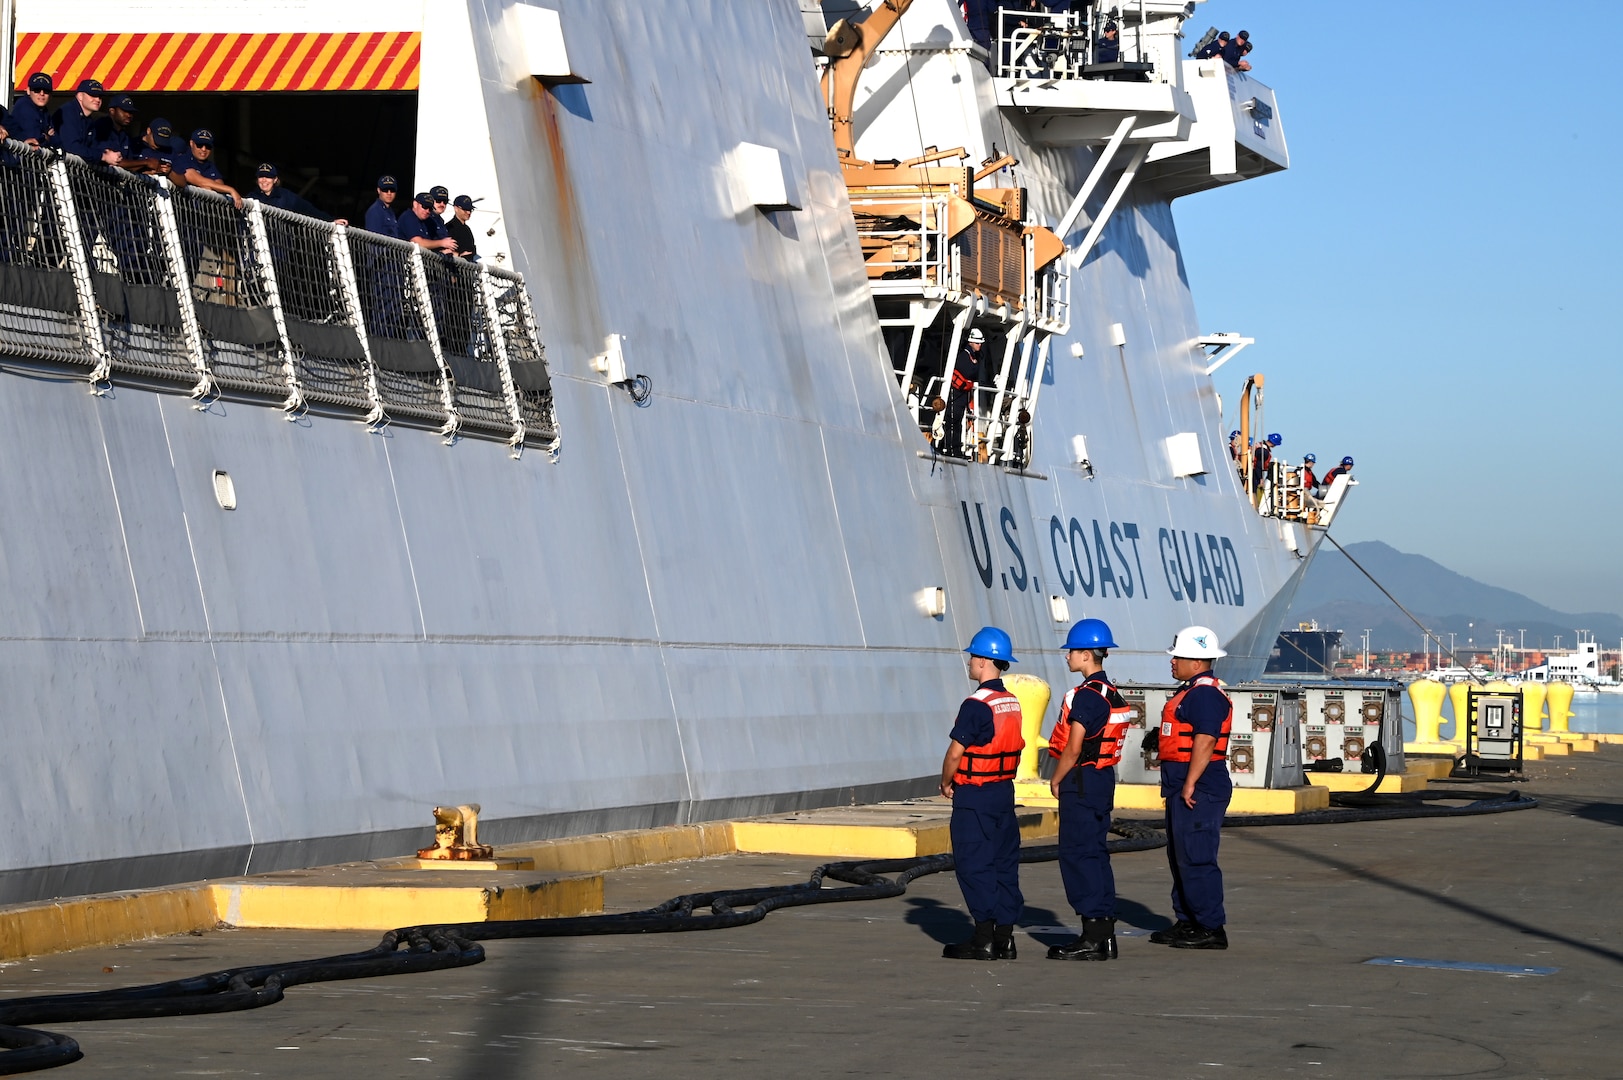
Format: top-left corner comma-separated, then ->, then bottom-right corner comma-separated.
12,25 -> 423,221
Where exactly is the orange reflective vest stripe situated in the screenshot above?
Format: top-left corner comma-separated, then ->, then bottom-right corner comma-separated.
1158,673 -> 1231,763
1046,675 -> 1130,769
957,687 -> 1024,784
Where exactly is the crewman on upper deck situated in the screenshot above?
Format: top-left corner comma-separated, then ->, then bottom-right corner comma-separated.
174,129 -> 242,208
1251,432 -> 1280,494
940,626 -> 1025,961
9,73 -> 56,147
51,79 -> 105,161
399,193 -> 459,253
248,163 -> 346,225
1094,21 -> 1120,64
1221,29 -> 1252,71
91,95 -> 153,171
940,328 -> 984,458
137,118 -> 185,186
446,195 -> 480,260
1321,455 -> 1354,490
1195,31 -> 1229,60
364,175 -> 402,238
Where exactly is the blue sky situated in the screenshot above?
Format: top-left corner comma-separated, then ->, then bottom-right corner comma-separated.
1176,0 -> 1622,616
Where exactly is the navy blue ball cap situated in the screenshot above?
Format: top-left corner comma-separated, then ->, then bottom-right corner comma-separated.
27,72 -> 52,92
452,194 -> 476,211
190,128 -> 214,147
413,192 -> 435,209
256,162 -> 278,178
77,78 -> 104,95
428,184 -> 449,201
376,174 -> 397,191
110,94 -> 136,112
149,117 -> 173,140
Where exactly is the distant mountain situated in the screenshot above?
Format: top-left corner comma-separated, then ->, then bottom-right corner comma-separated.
1286,541 -> 1623,654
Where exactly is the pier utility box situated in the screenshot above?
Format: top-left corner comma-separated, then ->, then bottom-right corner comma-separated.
1454,686 -> 1524,777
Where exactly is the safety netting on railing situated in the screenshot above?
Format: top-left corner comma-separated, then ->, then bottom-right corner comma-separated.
170,187 -> 286,395
0,141 -> 97,364
60,153 -> 201,383
0,145 -> 554,448
421,253 -> 514,438
488,266 -> 554,444
259,203 -> 372,410
346,229 -> 449,426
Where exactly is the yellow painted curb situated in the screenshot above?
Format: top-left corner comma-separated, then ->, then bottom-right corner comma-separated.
1306,771 -> 1430,793
0,886 -> 217,962
209,875 -> 602,931
732,821 -> 949,858
1405,741 -> 1462,759
1538,742 -> 1571,756
504,821 -> 736,874
1402,756 -> 1459,779
1112,784 -> 1330,814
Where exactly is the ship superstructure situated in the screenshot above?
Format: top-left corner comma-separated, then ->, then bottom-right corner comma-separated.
0,0 -> 1338,902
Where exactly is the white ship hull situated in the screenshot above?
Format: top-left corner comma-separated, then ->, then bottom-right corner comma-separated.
0,0 -> 1321,902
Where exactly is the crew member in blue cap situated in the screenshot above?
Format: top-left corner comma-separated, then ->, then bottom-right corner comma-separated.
364,175 -> 401,238
398,192 -> 459,253
247,163 -> 347,224
137,117 -> 185,185
427,185 -> 451,230
444,195 -> 480,259
9,72 -> 56,146
939,626 -> 1025,960
51,78 -> 105,160
1151,625 -> 1233,950
173,128 -> 241,207
1046,618 -> 1130,961
92,94 -> 150,170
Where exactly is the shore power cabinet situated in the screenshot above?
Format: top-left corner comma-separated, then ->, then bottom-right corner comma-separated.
1453,686 -> 1523,777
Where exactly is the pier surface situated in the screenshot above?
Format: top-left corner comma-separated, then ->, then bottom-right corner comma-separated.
2,751 -> 1620,1077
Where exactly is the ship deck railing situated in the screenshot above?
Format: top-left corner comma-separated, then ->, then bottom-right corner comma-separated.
0,140 -> 555,452
991,6 -> 1166,85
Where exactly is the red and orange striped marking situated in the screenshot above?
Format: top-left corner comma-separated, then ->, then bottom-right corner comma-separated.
14,31 -> 420,92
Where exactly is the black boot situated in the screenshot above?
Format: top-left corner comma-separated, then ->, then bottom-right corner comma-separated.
1047,917 -> 1116,961
943,919 -> 996,960
1169,924 -> 1228,950
1149,919 -> 1195,944
993,924 -> 1017,960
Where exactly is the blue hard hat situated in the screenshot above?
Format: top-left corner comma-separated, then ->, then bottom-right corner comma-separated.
1304,453 -> 1316,464
1341,455 -> 1354,466
1267,432 -> 1282,446
1063,618 -> 1118,651
1229,429 -> 1240,439
965,626 -> 1017,663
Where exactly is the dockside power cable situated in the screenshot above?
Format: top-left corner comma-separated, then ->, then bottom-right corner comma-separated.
0,790 -> 1535,1074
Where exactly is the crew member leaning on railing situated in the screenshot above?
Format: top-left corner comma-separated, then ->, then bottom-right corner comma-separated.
171,128 -> 242,209
246,163 -> 348,226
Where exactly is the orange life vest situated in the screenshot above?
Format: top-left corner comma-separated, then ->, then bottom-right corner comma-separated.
1047,674 -> 1130,769
1158,673 -> 1231,763
956,686 -> 1025,785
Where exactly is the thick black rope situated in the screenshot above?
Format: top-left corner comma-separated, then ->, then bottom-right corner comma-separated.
0,790 -> 1534,1074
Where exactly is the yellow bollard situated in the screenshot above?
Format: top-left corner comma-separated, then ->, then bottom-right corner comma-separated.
1447,681 -> 1471,742
1408,678 -> 1447,744
1483,679 -> 1515,693
1519,681 -> 1547,733
1004,672 -> 1052,782
1547,681 -> 1574,733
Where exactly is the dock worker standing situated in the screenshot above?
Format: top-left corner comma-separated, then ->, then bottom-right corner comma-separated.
939,626 -> 1025,960
941,328 -> 984,459
1046,618 -> 1130,961
1152,626 -> 1233,950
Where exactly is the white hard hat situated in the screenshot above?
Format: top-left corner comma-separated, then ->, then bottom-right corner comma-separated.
967,328 -> 985,343
1168,625 -> 1226,659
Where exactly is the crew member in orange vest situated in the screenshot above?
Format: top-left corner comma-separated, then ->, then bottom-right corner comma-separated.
1150,625 -> 1234,950
939,625 -> 1025,960
1046,618 -> 1131,961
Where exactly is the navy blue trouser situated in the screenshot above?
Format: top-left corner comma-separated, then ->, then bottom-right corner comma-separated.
1057,766 -> 1116,919
1162,765 -> 1231,928
950,784 -> 1023,925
